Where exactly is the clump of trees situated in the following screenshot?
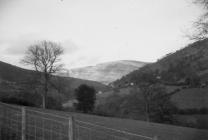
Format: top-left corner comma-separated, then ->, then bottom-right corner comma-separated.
95,84 -> 177,123
160,59 -> 201,87
22,40 -> 64,109
0,92 -> 63,110
138,84 -> 176,123
129,68 -> 178,123
74,84 -> 96,113
177,108 -> 208,115
95,93 -> 127,118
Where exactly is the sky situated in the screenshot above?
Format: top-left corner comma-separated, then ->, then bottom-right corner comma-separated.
0,0 -> 203,69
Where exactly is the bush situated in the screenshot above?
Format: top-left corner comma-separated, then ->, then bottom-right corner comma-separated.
74,84 -> 96,113
0,92 -> 63,110
177,108 -> 208,115
46,96 -> 63,110
0,97 -> 36,107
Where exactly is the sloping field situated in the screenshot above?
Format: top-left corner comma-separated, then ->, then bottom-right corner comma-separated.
171,88 -> 208,109
32,107 -> 208,140
72,113 -> 208,140
1,102 -> 208,140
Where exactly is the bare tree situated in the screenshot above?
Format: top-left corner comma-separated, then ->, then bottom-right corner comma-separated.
189,0 -> 208,40
194,0 -> 208,8
22,40 -> 64,109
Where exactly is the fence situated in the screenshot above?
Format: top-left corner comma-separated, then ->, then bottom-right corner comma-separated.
0,102 -> 157,140
0,102 -> 73,140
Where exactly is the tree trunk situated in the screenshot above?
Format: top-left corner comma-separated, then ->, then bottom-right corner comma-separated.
43,73 -> 49,109
42,93 -> 46,109
145,101 -> 150,122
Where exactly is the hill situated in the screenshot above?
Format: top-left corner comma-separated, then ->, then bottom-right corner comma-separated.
113,39 -> 208,87
0,61 -> 109,101
107,39 -> 208,111
0,61 -> 33,83
67,60 -> 148,85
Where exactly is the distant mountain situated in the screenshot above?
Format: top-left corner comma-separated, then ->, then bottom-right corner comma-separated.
67,60 -> 148,85
0,61 -> 109,100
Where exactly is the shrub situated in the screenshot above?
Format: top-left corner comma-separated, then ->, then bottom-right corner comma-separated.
74,84 -> 96,113
0,92 -> 63,110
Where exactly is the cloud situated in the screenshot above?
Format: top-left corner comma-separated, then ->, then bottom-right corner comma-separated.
62,49 -> 103,69
0,32 -> 82,69
0,0 -> 14,11
0,0 -> 203,69
1,33 -> 45,55
62,39 -> 80,54
1,33 -> 79,56
4,41 -> 32,55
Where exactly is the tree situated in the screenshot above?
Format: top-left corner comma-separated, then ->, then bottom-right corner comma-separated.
22,40 -> 64,109
189,0 -> 208,40
135,83 -> 176,123
129,69 -> 176,123
74,84 -> 96,113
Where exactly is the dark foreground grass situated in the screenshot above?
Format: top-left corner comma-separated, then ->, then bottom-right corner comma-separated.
1,103 -> 208,140
31,106 -> 208,140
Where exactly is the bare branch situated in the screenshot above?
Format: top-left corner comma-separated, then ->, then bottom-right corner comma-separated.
194,0 -> 208,9
21,40 -> 64,74
189,0 -> 208,40
21,40 -> 64,109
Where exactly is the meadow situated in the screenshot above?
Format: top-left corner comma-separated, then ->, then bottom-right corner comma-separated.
1,102 -> 208,140
33,105 -> 208,140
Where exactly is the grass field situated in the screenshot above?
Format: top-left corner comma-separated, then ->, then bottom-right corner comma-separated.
1,103 -> 208,140
73,113 -> 208,140
171,88 -> 208,109
36,107 -> 208,140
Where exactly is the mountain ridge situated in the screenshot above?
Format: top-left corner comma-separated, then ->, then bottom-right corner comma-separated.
67,60 -> 149,85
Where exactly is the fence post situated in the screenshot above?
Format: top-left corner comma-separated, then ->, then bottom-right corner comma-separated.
21,107 -> 26,140
68,116 -> 74,140
0,105 -> 2,139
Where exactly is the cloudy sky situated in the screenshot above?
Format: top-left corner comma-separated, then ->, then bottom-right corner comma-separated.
0,0 -> 203,69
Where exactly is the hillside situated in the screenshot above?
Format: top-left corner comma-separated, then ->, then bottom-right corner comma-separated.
113,39 -> 208,87
0,61 -> 109,100
0,61 -> 33,82
67,60 -> 148,85
104,39 -> 208,111
171,88 -> 208,109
